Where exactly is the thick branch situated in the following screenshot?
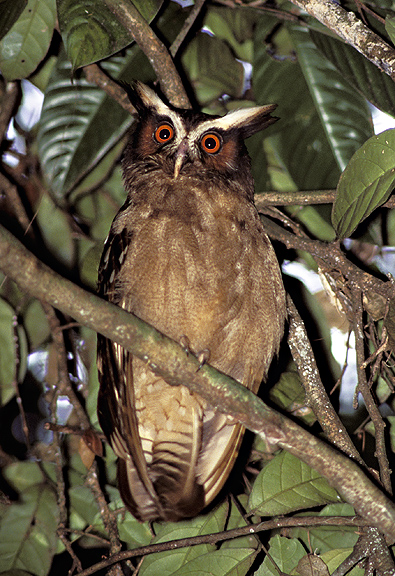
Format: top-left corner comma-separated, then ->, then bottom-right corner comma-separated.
288,0 -> 395,81
1,225 -> 395,539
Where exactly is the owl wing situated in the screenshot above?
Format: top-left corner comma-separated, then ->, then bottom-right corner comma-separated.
97,229 -> 208,521
97,229 -> 162,515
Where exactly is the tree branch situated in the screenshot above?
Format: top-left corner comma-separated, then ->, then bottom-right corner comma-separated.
102,0 -> 190,108
287,295 -> 363,464
288,0 -> 395,81
1,224 -> 395,539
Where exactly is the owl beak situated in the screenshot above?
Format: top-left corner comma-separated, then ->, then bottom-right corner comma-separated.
173,139 -> 189,179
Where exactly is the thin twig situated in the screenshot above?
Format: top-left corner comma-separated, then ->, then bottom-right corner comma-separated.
41,302 -> 91,430
84,64 -> 135,114
170,0 -> 206,57
0,172 -> 32,233
260,216 -> 393,300
86,463 -> 123,576
102,0 -> 190,108
351,287 -> 392,494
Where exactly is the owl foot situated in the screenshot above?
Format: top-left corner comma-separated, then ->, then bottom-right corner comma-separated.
196,349 -> 210,371
179,335 -> 191,356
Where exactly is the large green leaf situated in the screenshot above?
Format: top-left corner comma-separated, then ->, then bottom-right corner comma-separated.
181,32 -> 244,106
170,548 -> 256,576
36,192 -> 75,266
140,505 -> 228,576
321,549 -> 364,575
57,0 -> 163,70
253,21 -> 341,190
255,535 -> 306,576
0,0 -> 56,80
37,49 -> 151,200
0,0 -> 27,41
248,451 -> 340,516
291,27 -> 372,172
332,129 -> 395,239
291,503 -> 358,555
203,5 -> 258,63
0,298 -> 27,406
311,28 -> 395,117
0,485 -> 58,576
269,371 -> 316,426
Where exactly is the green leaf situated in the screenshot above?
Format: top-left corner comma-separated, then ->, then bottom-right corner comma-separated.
37,49 -> 144,200
255,535 -> 306,576
387,415 -> 395,453
171,548 -> 256,576
291,503 -> 358,554
69,485 -> 100,528
116,509 -> 152,549
0,485 -> 58,576
0,0 -> 56,80
203,6 -> 257,63
386,16 -> 395,47
320,548 -> 364,576
270,371 -> 316,426
0,0 -> 27,41
24,300 -> 50,349
286,205 -> 336,241
0,571 -> 34,576
182,32 -> 245,106
0,298 -> 18,405
57,0 -> 163,70
253,21 -> 341,190
140,505 -> 228,576
332,129 -> 395,239
291,27 -> 372,172
248,451 -> 340,516
2,462 -> 45,493
311,28 -> 395,117
36,193 -> 75,266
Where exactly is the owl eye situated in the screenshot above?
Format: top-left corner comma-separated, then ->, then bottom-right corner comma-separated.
154,124 -> 174,144
200,133 -> 222,154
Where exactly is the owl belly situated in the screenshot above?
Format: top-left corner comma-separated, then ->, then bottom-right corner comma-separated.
110,207 -> 284,521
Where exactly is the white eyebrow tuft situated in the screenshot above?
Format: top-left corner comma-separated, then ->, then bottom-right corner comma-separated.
197,105 -> 276,133
137,84 -> 173,117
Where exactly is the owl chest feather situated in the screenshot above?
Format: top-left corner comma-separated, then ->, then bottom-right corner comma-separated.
112,177 -> 281,374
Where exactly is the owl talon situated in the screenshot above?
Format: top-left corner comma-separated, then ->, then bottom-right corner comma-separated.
196,349 -> 210,371
180,335 -> 191,356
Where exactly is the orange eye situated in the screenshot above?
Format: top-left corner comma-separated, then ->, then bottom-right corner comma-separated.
154,124 -> 174,144
200,133 -> 222,154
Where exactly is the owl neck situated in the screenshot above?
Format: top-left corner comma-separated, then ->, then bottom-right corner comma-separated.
123,158 -> 256,206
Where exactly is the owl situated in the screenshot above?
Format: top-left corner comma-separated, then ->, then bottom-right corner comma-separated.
97,82 -> 286,522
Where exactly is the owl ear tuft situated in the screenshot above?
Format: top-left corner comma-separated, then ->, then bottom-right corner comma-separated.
123,81 -> 172,117
211,105 -> 278,140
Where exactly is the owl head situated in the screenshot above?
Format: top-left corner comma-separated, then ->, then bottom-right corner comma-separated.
123,82 -> 277,184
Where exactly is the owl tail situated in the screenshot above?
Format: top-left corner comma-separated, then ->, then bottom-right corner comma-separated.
117,414 -> 207,522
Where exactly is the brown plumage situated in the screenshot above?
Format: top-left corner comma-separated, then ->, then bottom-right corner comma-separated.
97,82 -> 286,522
